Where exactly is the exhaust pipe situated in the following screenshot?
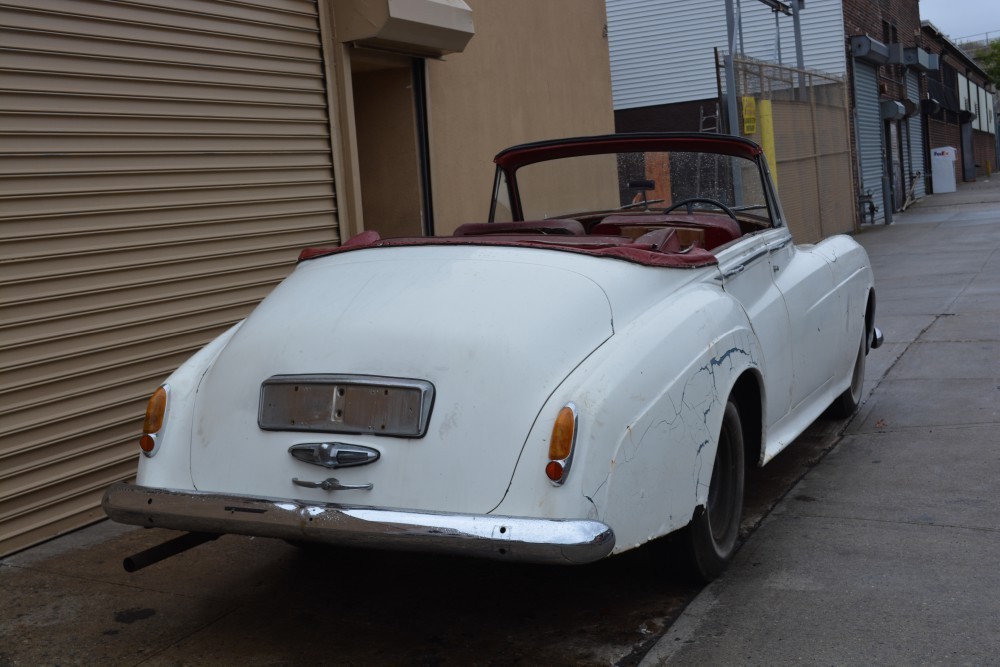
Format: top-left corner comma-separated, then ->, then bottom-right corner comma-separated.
123,532 -> 220,572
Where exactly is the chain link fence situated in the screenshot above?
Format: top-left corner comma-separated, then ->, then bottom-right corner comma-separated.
718,53 -> 857,242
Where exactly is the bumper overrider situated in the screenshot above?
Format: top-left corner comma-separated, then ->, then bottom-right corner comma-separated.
102,482 -> 615,565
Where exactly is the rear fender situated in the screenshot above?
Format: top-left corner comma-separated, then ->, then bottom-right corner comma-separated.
595,328 -> 761,553
135,322 -> 243,490
496,286 -> 762,554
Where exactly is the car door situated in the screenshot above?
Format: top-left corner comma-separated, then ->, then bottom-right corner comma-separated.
715,227 -> 794,432
769,240 -> 842,410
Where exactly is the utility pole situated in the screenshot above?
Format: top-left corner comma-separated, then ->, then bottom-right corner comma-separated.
723,0 -> 794,200
791,0 -> 806,98
724,0 -> 744,202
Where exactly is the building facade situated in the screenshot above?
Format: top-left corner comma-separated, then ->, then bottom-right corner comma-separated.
921,22 -> 997,186
843,0 -> 928,223
0,0 -> 615,555
609,0 -> 859,238
607,0 -> 996,228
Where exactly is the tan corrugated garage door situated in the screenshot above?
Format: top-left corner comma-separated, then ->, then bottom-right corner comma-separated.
0,0 -> 340,555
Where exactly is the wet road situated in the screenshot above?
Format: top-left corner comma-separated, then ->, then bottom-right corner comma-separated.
1,418 -> 843,666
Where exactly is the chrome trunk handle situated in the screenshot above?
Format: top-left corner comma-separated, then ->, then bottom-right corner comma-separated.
292,477 -> 373,492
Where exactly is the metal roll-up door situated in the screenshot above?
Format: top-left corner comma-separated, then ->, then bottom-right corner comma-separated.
853,61 -> 885,224
0,0 -> 340,555
906,71 -> 925,200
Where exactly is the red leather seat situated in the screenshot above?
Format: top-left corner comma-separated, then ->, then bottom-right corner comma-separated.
633,227 -> 681,253
593,214 -> 742,250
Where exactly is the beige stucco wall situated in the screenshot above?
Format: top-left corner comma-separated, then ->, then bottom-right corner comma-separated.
425,0 -> 615,234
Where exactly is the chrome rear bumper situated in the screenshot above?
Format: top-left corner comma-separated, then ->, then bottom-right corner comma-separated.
102,482 -> 615,565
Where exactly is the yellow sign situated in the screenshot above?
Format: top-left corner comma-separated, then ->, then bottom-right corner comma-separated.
741,96 -> 757,135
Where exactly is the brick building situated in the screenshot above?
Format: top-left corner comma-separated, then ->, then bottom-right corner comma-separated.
920,22 -> 997,186
844,0 -> 928,222
846,2 -> 996,198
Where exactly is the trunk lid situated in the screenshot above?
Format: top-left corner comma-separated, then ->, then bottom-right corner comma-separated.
190,247 -> 613,514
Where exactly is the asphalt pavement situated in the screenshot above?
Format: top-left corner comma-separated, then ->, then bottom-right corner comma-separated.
642,176 -> 1000,666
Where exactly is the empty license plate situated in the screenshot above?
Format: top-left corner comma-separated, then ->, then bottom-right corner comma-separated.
258,375 -> 434,438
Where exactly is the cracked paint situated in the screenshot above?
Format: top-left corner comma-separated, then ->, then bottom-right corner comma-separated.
683,336 -> 758,500
578,326 -> 760,553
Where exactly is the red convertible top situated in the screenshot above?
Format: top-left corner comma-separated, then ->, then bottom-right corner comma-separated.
299,230 -> 719,269
493,133 -> 764,171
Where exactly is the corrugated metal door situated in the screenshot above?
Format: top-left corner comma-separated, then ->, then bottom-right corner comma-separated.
907,71 -> 925,199
606,0 -> 847,110
0,0 -> 340,555
853,61 -> 885,223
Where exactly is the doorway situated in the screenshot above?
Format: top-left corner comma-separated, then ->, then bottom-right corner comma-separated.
350,50 -> 433,237
886,119 -> 903,212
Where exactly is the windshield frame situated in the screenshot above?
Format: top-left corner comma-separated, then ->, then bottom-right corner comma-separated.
489,133 -> 785,231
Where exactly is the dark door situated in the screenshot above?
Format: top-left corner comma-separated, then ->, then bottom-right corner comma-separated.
960,119 -> 976,182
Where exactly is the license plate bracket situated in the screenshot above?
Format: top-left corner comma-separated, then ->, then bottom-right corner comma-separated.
259,375 -> 434,438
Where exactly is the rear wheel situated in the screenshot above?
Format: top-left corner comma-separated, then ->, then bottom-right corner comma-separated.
830,329 -> 866,417
685,400 -> 745,582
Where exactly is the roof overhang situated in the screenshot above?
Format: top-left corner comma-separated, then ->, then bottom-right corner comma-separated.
850,35 -> 890,65
333,0 -> 474,58
889,45 -> 938,72
881,100 -> 906,121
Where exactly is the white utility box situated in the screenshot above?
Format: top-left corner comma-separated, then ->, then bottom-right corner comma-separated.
931,146 -> 957,193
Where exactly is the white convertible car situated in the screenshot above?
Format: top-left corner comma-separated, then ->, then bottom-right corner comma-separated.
104,133 -> 881,580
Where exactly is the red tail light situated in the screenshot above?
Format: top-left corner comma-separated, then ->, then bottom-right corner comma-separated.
546,403 -> 578,485
139,386 -> 168,456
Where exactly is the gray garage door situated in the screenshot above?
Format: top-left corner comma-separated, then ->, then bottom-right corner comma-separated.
907,71 -> 926,200
0,0 -> 340,555
853,61 -> 885,223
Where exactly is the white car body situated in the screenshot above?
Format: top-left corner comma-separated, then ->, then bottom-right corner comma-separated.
104,134 -> 880,572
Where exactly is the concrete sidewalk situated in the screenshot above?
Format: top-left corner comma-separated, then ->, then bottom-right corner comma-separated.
643,178 -> 1000,665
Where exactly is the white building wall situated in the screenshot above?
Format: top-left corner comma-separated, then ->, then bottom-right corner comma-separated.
608,0 -> 847,110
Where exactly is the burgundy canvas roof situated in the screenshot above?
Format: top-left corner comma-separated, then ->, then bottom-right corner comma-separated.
494,133 -> 763,171
298,231 -> 718,269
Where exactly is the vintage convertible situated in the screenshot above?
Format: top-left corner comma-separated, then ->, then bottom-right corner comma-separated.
103,133 -> 882,580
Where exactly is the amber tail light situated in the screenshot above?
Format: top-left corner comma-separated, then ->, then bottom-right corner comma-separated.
545,403 -> 578,485
139,386 -> 168,456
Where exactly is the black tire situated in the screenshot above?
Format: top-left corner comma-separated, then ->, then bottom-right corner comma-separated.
685,400 -> 745,582
829,329 -> 866,418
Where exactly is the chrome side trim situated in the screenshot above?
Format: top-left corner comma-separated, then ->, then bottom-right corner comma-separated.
722,264 -> 746,278
721,246 -> 771,278
765,236 -> 792,252
102,482 -> 616,565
